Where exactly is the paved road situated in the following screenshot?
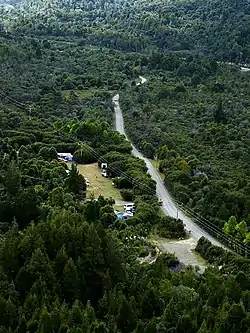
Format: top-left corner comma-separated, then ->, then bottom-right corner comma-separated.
112,78 -> 224,247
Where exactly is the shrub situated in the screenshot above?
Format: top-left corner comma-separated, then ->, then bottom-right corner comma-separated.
120,189 -> 134,201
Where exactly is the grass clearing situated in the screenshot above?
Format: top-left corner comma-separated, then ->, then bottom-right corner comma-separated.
71,162 -> 123,200
63,88 -> 99,100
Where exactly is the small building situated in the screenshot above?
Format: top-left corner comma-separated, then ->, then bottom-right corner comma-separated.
57,153 -> 73,162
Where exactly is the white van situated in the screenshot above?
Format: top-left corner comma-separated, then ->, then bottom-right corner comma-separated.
101,170 -> 108,178
124,203 -> 135,212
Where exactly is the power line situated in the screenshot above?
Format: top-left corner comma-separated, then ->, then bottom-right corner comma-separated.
161,191 -> 250,254
0,90 -> 28,110
82,143 -> 250,256
176,204 -> 250,255
84,144 -> 157,195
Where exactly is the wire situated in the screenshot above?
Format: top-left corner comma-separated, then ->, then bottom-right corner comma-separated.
162,191 -> 250,254
82,143 -> 250,256
83,144 -> 157,195
0,90 -> 28,110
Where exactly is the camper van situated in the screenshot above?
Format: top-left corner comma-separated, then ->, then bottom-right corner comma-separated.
101,170 -> 108,178
124,203 -> 135,213
101,163 -> 108,170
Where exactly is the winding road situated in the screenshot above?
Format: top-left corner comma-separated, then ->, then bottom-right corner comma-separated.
112,77 -> 223,248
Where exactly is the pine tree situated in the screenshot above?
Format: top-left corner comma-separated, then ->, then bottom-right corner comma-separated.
176,314 -> 197,333
37,306 -> 52,333
116,297 -> 136,333
69,300 -> 83,327
16,315 -> 27,333
4,161 -> 21,197
66,164 -> 86,195
62,258 -> 79,302
198,320 -> 209,333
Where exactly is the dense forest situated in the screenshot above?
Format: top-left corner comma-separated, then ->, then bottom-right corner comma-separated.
1,0 -> 250,61
121,55 -> 250,244
1,0 -> 250,332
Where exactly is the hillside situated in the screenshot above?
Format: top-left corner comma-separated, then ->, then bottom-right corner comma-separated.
121,59 -> 250,243
1,1 -> 250,332
1,0 -> 250,61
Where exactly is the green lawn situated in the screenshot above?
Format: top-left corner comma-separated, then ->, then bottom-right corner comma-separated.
75,163 -> 123,200
63,88 -> 99,100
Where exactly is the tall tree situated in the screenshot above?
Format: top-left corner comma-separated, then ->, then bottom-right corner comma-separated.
116,297 -> 136,333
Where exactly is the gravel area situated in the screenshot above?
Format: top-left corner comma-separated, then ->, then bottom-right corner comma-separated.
154,238 -> 207,273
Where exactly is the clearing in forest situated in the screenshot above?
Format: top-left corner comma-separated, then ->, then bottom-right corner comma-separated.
76,163 -> 123,200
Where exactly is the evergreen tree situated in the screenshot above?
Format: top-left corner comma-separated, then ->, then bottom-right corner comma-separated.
63,258 -> 79,302
116,297 -> 136,333
66,164 -> 86,195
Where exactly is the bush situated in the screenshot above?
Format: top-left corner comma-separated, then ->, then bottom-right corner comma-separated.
151,248 -> 157,257
73,146 -> 96,164
39,146 -> 57,161
120,189 -> 134,201
139,247 -> 149,257
158,216 -> 185,239
158,252 -> 179,267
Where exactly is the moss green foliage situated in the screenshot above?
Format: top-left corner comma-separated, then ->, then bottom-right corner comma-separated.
196,237 -> 250,275
121,58 -> 250,252
0,207 -> 249,333
2,0 -> 249,61
0,0 -> 250,331
158,216 -> 186,239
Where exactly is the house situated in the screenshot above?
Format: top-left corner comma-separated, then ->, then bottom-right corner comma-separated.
57,153 -> 73,162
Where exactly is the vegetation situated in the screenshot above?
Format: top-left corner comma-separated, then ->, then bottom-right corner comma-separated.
121,58 -> 250,252
77,163 -> 123,200
1,0 -> 249,61
157,216 -> 186,239
0,0 -> 250,332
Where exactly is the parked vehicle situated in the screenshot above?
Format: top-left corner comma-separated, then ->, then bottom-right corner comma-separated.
101,170 -> 108,177
123,211 -> 134,219
101,163 -> 107,169
124,203 -> 135,213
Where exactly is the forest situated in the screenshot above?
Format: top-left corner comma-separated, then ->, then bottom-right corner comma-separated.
1,0 -> 250,61
0,0 -> 250,332
121,55 -> 250,246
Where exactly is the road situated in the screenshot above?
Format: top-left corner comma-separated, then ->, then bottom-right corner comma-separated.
112,77 -> 223,248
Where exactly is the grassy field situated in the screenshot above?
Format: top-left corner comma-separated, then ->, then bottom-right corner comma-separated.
73,163 -> 124,200
63,88 -> 99,100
